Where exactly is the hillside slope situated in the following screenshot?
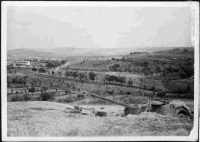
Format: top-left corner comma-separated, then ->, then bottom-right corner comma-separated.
7,101 -> 193,137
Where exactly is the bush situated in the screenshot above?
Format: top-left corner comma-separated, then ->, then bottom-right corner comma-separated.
151,86 -> 156,91
28,87 -> 36,93
57,97 -> 74,103
47,62 -> 57,68
39,93 -> 54,101
89,72 -> 96,82
126,91 -> 131,96
38,68 -> 46,73
52,70 -> 55,74
157,91 -> 166,97
32,68 -> 37,72
23,94 -> 30,101
10,95 -> 23,102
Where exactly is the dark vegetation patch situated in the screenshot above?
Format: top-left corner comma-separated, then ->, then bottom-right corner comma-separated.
29,107 -> 55,111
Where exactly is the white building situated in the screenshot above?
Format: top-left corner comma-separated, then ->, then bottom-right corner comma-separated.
16,61 -> 30,67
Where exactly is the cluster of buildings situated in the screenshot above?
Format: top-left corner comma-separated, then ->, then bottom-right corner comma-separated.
7,60 -> 30,68
7,59 -> 47,69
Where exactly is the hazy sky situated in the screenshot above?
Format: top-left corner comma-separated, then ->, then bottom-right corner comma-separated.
7,5 -> 193,49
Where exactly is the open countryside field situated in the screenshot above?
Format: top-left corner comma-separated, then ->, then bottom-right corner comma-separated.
4,4 -> 199,140
8,101 -> 193,136
7,47 -> 194,137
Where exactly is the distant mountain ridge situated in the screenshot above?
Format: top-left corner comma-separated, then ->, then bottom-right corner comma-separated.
7,47 -> 193,59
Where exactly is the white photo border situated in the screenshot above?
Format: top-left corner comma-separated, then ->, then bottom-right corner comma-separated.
1,1 -> 199,141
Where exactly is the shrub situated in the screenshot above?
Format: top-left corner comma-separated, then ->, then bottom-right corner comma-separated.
10,96 -> 19,102
156,91 -> 166,97
28,87 -> 36,93
38,68 -> 46,73
10,95 -> 23,102
126,91 -> 131,96
151,86 -> 156,91
23,94 -> 30,101
32,68 -> 37,72
47,62 -> 57,68
52,70 -> 55,74
39,93 -> 54,101
89,72 -> 96,82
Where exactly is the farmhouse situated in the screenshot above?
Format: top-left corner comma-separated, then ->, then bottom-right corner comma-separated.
15,61 -> 30,67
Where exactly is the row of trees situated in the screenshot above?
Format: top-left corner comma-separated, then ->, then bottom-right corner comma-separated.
65,71 -> 98,82
46,60 -> 67,69
65,71 -> 88,81
104,75 -> 126,84
10,78 -> 26,84
32,67 -> 46,73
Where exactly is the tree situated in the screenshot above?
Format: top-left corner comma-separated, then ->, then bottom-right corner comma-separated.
119,90 -> 125,98
40,92 -> 54,101
89,72 -> 96,82
28,87 -> 36,95
79,72 -> 86,82
65,71 -> 71,79
72,71 -> 78,80
110,64 -> 120,71
38,68 -> 46,73
157,91 -> 166,97
12,78 -> 16,83
105,75 -> 112,83
60,60 -> 67,65
143,61 -> 149,68
126,91 -> 131,96
41,86 -> 48,93
118,76 -> 126,84
32,68 -> 37,73
151,86 -> 156,91
52,70 -> 55,75
23,94 -> 30,101
128,78 -> 133,86
47,62 -> 55,68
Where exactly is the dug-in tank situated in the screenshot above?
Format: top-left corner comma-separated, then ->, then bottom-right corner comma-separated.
90,94 -> 193,119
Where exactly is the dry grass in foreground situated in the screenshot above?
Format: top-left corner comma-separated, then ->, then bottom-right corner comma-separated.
7,101 -> 193,136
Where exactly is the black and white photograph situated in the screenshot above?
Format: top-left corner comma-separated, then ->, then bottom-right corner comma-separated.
1,1 -> 199,141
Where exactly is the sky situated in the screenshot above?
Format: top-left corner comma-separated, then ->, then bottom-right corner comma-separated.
7,4 -> 193,50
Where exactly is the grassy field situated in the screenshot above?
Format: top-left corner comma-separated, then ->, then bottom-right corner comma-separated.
7,101 -> 193,137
